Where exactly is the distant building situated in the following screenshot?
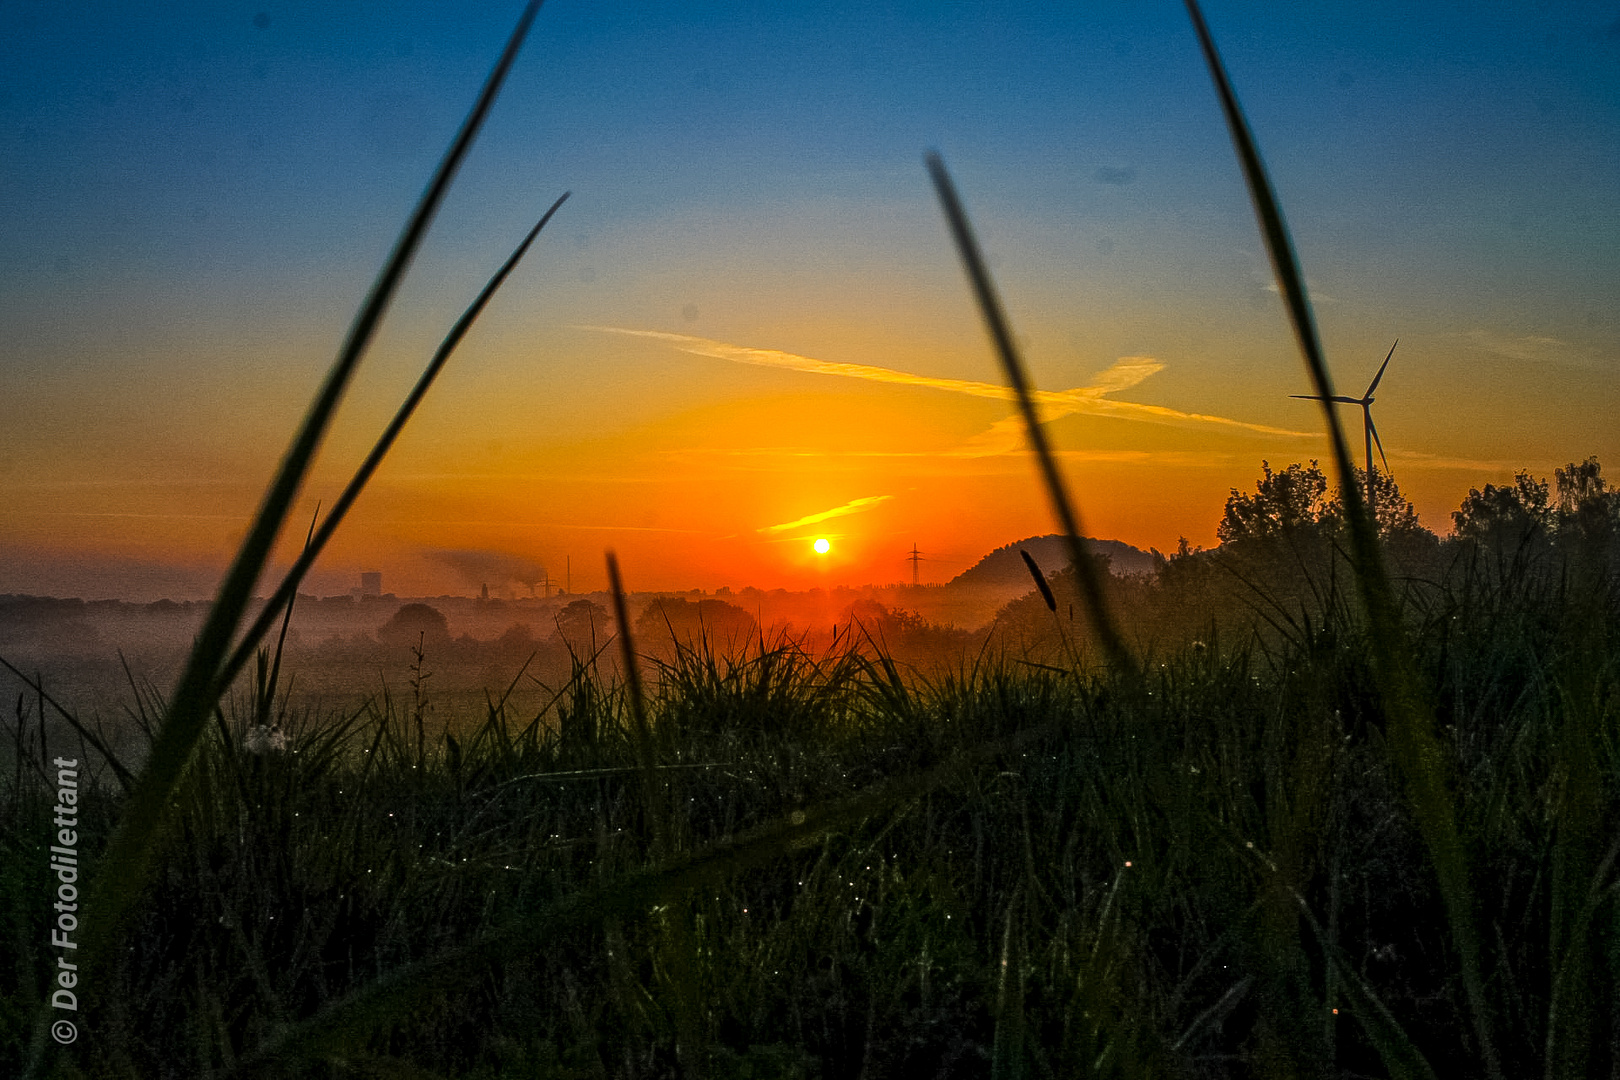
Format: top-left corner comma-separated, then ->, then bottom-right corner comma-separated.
360,571 -> 382,598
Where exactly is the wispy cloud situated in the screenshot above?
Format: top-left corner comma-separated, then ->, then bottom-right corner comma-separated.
760,494 -> 893,533
1386,449 -> 1529,472
1465,329 -> 1567,361
1458,329 -> 1596,368
579,327 -> 1311,454
664,446 -> 1262,469
580,325 -> 1033,402
33,511 -> 250,520
362,517 -> 706,533
10,478 -> 247,490
1262,279 -> 1336,303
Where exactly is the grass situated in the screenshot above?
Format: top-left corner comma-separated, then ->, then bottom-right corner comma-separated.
2,1 -> 1617,1076
3,541 -> 1614,1075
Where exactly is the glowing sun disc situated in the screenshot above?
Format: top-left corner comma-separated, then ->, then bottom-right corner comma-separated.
813,538 -> 830,554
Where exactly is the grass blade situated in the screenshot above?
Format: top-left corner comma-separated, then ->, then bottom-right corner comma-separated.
1182,4 -> 1499,1075
1295,883 -> 1440,1080
925,152 -> 1133,676
214,192 -> 570,699
1225,828 -> 1439,1080
606,550 -> 668,855
30,6 -> 544,1073
256,505 -> 319,727
1181,2 -> 1358,501
0,655 -> 135,793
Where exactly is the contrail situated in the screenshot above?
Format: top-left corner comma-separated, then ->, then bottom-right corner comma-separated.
760,494 -> 893,533
577,326 -> 1312,446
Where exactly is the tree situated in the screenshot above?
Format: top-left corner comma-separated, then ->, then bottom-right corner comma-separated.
1452,471 -> 1551,555
1217,461 -> 1331,544
552,598 -> 610,654
1552,457 -> 1618,569
1554,457 -> 1607,514
377,602 -> 451,650
1554,458 -> 1618,534
1321,468 -> 1439,568
635,597 -> 757,653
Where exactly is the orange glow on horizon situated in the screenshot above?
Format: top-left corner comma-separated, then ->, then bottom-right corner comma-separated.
3,318 -> 1610,599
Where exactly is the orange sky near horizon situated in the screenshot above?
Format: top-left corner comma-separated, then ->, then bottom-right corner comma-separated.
2,3 -> 1615,602
5,314 -> 1606,599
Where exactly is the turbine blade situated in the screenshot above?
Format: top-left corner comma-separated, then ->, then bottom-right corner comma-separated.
1369,414 -> 1390,474
1290,394 -> 1329,400
1366,339 -> 1397,397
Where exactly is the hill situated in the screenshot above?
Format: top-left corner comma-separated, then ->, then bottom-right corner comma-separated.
947,534 -> 1158,590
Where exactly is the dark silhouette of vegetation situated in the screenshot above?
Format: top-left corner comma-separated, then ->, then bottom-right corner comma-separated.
554,598 -> 612,655
635,597 -> 758,657
1217,460 -> 1333,544
377,602 -> 452,650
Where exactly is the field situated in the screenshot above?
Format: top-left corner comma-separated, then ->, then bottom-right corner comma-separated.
3,4 -> 1617,1077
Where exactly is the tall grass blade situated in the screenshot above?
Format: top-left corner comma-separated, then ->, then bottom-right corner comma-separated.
1295,888 -> 1439,1080
215,192 -> 569,698
606,550 -> 668,854
1183,3 -> 1498,1075
256,505 -> 319,728
0,654 -> 135,793
925,152 -> 1132,675
30,7 -> 544,1074
1226,828 -> 1439,1079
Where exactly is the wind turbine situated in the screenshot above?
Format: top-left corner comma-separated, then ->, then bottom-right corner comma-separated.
1292,340 -> 1397,513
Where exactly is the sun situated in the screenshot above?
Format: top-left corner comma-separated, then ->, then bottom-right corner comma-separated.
813,537 -> 830,555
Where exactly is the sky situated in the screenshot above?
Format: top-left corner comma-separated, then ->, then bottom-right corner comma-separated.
2,0 -> 1617,600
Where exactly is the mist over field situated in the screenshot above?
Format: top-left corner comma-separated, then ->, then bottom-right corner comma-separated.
0,533 -> 1152,733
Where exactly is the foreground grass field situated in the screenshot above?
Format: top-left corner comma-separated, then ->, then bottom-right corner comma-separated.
2,509 -> 1616,1077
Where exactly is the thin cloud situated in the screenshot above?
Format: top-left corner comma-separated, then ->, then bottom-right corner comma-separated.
36,511 -> 250,520
580,325 -> 1031,401
578,327 -> 1312,449
663,446 -> 1260,468
1262,279 -> 1336,302
11,478 -> 247,489
1386,449 -> 1530,472
362,517 -> 706,534
1459,329 -> 1595,368
760,494 -> 893,533
1434,329 -> 1617,374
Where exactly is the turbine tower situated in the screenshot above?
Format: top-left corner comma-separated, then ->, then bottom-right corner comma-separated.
1292,340 -> 1397,513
